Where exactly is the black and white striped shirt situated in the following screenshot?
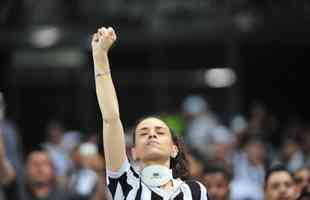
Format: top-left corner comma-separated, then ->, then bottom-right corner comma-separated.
107,159 -> 208,200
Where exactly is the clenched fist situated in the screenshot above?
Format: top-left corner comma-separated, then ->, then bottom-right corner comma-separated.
92,27 -> 117,59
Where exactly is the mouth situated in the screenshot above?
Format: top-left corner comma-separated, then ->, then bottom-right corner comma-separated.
278,196 -> 289,200
147,140 -> 160,145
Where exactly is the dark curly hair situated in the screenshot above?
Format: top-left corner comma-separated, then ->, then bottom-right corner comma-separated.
132,116 -> 190,181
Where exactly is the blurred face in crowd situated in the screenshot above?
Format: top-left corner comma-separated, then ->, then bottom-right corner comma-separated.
71,146 -> 82,168
186,152 -> 203,178
282,139 -> 299,161
132,117 -> 178,166
294,168 -> 310,194
50,128 -> 62,145
26,151 -> 54,186
265,171 -> 297,200
246,140 -> 266,166
47,122 -> 63,145
203,172 -> 229,200
214,143 -> 230,162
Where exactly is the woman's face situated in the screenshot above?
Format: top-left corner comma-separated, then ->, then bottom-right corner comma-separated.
133,118 -> 178,164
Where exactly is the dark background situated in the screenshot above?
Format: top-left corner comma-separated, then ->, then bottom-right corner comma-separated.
1,0 -> 310,153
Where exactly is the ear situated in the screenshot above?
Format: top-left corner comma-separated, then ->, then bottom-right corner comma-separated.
171,145 -> 179,158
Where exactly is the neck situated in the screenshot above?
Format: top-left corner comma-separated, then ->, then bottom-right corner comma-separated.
142,158 -> 170,169
161,180 -> 174,192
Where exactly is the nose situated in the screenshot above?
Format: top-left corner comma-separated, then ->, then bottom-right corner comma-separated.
148,129 -> 157,138
278,185 -> 287,196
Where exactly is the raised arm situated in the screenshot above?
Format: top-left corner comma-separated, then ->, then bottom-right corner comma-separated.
92,27 -> 126,171
0,129 -> 16,185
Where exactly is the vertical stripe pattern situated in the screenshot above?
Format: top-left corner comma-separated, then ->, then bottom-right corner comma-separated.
107,159 -> 208,200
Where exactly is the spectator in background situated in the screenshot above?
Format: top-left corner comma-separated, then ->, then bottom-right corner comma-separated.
208,125 -> 235,174
230,133 -> 266,200
67,142 -> 106,199
230,178 -> 264,200
182,95 -> 219,159
80,143 -> 112,200
233,133 -> 266,186
247,102 -> 278,146
186,148 -> 206,180
67,141 -> 112,200
23,149 -> 98,200
0,92 -> 24,200
264,165 -> 297,200
247,102 -> 267,134
42,120 -> 71,185
202,165 -> 230,200
61,131 -> 82,158
280,138 -> 304,172
0,128 -> 16,200
67,145 -> 83,186
229,114 -> 248,135
294,166 -> 310,197
22,150 -> 70,200
298,189 -> 310,200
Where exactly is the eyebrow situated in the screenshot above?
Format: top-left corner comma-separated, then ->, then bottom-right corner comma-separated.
155,126 -> 166,129
137,126 -> 167,131
137,127 -> 149,131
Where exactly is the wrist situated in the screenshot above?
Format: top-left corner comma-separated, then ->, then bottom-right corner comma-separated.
94,55 -> 109,68
93,51 -> 108,61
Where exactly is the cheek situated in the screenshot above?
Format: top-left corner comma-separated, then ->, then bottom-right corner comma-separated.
135,137 -> 146,149
288,186 -> 297,195
221,186 -> 229,194
163,136 -> 175,148
266,189 -> 275,197
271,190 -> 279,197
42,166 -> 52,174
163,143 -> 175,154
133,140 -> 147,156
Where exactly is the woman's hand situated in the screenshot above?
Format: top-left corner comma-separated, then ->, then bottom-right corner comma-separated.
92,27 -> 117,60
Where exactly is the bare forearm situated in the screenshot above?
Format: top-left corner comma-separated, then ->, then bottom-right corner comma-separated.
94,53 -> 120,121
0,158 -> 15,185
94,55 -> 127,169
92,27 -> 127,171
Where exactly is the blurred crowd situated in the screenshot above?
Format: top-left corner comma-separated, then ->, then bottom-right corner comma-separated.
0,91 -> 310,200
0,92 -> 110,200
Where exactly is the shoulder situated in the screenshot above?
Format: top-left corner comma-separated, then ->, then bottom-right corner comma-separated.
185,180 -> 209,200
106,159 -> 139,179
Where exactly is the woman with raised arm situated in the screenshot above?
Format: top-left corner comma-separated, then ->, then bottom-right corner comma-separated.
92,26 -> 209,200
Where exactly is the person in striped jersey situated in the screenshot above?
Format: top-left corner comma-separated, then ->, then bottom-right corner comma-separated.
91,26 -> 209,200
